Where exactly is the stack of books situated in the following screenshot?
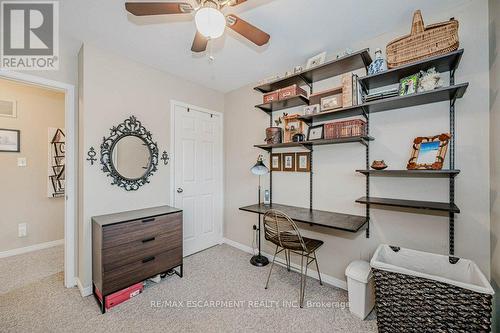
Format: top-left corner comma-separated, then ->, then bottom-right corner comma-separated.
363,88 -> 399,103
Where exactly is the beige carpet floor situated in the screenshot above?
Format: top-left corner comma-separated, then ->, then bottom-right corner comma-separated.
0,244 -> 377,333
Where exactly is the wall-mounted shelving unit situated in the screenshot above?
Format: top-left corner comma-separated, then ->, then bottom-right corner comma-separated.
356,169 -> 460,178
240,48 -> 468,259
254,49 -> 372,93
255,136 -> 374,151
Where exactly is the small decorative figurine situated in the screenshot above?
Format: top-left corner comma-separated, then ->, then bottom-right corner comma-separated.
368,48 -> 388,75
417,67 -> 443,92
371,160 -> 388,170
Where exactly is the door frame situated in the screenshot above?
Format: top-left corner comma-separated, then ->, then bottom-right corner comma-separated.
169,100 -> 224,248
0,70 -> 76,288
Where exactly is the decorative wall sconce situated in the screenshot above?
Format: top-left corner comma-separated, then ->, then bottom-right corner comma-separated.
161,151 -> 170,165
87,147 -> 97,165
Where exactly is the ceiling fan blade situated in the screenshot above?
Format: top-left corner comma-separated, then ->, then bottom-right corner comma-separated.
125,2 -> 193,16
226,15 -> 270,46
191,31 -> 208,53
229,0 -> 248,6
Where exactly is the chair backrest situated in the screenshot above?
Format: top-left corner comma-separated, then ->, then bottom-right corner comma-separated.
263,209 -> 306,251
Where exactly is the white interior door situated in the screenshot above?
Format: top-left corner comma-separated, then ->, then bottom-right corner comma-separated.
173,103 -> 223,256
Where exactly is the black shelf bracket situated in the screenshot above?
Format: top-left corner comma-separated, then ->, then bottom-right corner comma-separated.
365,104 -> 370,238
299,74 -> 313,91
449,67 -> 457,261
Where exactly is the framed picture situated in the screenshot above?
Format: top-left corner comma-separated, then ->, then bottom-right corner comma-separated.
296,152 -> 311,172
399,74 -> 419,96
320,95 -> 342,111
306,51 -> 326,69
0,99 -> 17,118
0,128 -> 20,152
407,133 -> 451,170
282,153 -> 296,172
270,153 -> 282,171
307,125 -> 324,141
304,104 -> 320,115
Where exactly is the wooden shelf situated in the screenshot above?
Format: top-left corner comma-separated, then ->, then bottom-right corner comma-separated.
239,203 -> 368,233
359,50 -> 464,90
356,196 -> 460,213
254,49 -> 372,93
298,83 -> 468,123
356,169 -> 460,178
254,136 -> 374,150
255,95 -> 309,113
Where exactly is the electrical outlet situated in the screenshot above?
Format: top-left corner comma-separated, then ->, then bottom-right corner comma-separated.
17,157 -> 27,167
18,223 -> 27,237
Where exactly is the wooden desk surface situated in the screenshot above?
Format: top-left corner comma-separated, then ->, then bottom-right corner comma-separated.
239,203 -> 367,233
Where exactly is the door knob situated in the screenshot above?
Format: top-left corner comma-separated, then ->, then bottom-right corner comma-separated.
177,188 -> 183,193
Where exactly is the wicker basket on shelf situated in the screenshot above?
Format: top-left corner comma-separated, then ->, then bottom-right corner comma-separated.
386,10 -> 459,69
324,119 -> 366,139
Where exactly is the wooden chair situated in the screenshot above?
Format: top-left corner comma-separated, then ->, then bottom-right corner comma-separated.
263,209 -> 323,308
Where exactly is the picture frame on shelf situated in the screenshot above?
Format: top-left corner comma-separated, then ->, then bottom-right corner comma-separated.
407,133 -> 451,170
282,153 -> 296,172
306,51 -> 326,69
399,73 -> 419,96
296,152 -> 311,172
320,95 -> 342,112
0,128 -> 20,152
270,153 -> 282,171
307,125 -> 324,141
304,104 -> 320,115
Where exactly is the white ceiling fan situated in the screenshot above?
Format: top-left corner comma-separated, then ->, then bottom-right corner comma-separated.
125,0 -> 271,52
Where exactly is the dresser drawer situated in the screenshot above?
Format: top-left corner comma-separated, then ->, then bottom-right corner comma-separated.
102,247 -> 182,295
102,225 -> 182,272
102,212 -> 182,249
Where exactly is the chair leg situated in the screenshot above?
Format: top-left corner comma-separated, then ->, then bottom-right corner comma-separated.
299,252 -> 304,308
265,245 -> 279,290
313,251 -> 323,286
301,253 -> 309,307
287,250 -> 291,271
284,248 -> 290,272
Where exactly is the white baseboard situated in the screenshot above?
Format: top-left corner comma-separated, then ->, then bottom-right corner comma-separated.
0,239 -> 64,259
75,277 -> 92,297
222,238 -> 347,290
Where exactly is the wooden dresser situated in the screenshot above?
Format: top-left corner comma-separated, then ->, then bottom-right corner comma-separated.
92,206 -> 182,313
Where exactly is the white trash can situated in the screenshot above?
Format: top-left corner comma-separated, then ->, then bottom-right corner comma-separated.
345,260 -> 375,320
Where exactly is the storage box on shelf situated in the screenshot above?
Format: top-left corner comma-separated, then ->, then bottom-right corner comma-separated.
324,119 -> 367,140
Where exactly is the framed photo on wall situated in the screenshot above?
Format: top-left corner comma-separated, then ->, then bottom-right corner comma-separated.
0,128 -> 20,152
407,133 -> 451,170
270,153 -> 282,171
296,152 -> 311,172
282,153 -> 296,172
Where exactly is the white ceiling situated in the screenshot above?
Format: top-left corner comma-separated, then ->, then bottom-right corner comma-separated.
61,0 -> 465,92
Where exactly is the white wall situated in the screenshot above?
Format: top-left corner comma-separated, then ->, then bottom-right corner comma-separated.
0,79 -> 65,252
77,44 -> 225,288
224,1 -> 491,283
489,0 -> 500,329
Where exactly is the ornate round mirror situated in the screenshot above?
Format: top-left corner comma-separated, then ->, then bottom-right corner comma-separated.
101,116 -> 159,191
112,135 -> 151,180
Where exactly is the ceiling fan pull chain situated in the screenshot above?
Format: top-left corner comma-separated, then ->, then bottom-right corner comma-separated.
208,39 -> 215,62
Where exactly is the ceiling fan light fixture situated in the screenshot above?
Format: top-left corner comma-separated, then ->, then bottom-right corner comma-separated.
195,7 -> 226,39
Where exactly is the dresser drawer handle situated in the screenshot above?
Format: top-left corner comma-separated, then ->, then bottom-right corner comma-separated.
142,237 -> 156,243
142,256 -> 155,263
142,217 -> 155,223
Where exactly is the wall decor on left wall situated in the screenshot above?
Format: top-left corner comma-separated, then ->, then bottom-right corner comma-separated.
48,128 -> 66,198
0,128 -> 20,152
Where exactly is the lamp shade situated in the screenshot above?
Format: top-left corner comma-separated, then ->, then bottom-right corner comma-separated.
194,7 -> 226,39
251,155 -> 269,175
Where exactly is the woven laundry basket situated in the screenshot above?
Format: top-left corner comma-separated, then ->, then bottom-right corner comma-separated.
370,244 -> 494,332
386,10 -> 459,68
